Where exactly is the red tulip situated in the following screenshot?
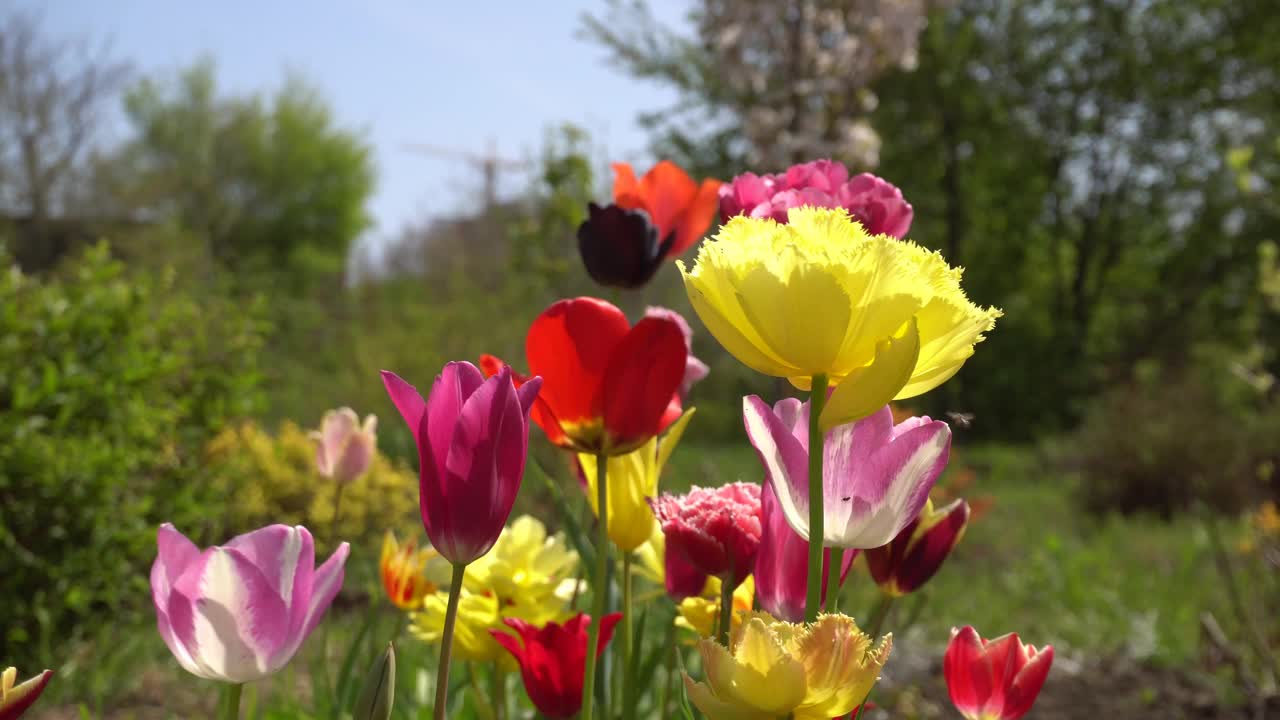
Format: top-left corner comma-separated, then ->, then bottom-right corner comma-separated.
650,483 -> 763,588
481,297 -> 687,455
944,626 -> 1054,720
491,613 -> 623,719
865,498 -> 970,596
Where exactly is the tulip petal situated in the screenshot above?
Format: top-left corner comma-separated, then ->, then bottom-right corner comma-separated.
820,317 -> 921,430
685,674 -> 778,720
600,316 -> 687,453
825,417 -> 950,549
1004,645 -> 1054,719
655,408 -> 696,476
427,362 -> 486,479
577,203 -> 670,288
897,294 -> 1001,400
945,626 -> 994,718
297,542 -> 350,652
735,251 -> 853,375
381,371 -> 427,435
743,395 -> 812,541
167,547 -> 291,682
526,298 -> 631,442
671,178 -> 724,257
0,668 -> 53,720
225,524 -> 316,644
151,524 -> 206,677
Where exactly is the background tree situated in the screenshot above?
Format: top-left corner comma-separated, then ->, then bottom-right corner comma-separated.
0,8 -> 130,271
582,0 -> 946,176
104,60 -> 375,292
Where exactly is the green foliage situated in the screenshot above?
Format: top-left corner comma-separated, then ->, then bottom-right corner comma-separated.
1063,353 -> 1280,518
0,242 -> 265,664
206,419 -> 421,553
107,59 -> 375,291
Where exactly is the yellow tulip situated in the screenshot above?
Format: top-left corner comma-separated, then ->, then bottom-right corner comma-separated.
379,530 -> 437,611
675,575 -> 755,638
577,410 -> 696,552
681,206 -> 1000,427
684,612 -> 892,720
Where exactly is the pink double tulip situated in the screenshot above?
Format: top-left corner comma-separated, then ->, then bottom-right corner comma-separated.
151,523 -> 349,683
382,362 -> 541,565
650,482 -> 763,589
743,397 -> 950,549
945,626 -> 1054,720
718,159 -> 913,238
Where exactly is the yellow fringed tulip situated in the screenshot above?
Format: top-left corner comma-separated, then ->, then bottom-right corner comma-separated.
684,612 -> 892,720
675,575 -> 755,638
680,206 -> 1000,427
578,409 -> 696,552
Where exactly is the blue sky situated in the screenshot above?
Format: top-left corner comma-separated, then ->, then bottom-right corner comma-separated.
30,1 -> 689,246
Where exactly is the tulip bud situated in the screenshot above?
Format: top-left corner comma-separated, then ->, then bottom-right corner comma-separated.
353,643 -> 395,720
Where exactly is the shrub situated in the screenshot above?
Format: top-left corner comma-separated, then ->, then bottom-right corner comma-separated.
0,243 -> 265,663
1065,356 -> 1279,518
206,420 -> 420,554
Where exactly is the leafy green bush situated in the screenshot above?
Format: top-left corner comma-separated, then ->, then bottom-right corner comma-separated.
0,243 -> 265,663
206,419 -> 420,554
1064,354 -> 1279,518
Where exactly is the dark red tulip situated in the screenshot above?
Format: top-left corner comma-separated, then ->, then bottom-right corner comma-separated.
865,498 -> 970,596
577,162 -> 720,289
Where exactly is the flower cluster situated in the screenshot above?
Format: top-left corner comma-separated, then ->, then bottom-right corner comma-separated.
106,157 -> 1054,720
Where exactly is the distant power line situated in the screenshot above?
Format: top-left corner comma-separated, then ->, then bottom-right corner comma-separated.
401,140 -> 531,209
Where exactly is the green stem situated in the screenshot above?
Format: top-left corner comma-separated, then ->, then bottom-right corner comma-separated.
581,451 -> 610,720
658,630 -> 677,719
494,663 -> 508,720
621,552 -> 635,720
866,594 -> 895,639
826,547 -> 844,613
805,373 -> 829,623
434,563 -> 467,720
717,575 -> 735,647
220,683 -> 243,720
331,482 -> 346,543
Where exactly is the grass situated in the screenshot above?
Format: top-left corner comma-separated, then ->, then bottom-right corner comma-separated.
29,442 -> 1263,718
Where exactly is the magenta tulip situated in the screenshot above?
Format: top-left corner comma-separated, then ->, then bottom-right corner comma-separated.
755,481 -> 856,622
381,362 -> 541,565
743,397 -> 951,549
151,523 -> 349,683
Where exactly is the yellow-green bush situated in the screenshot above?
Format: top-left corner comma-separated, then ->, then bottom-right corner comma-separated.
207,420 -> 420,552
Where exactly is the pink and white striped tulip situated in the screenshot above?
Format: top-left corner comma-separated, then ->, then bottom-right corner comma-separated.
151,523 -> 349,683
755,480 -> 855,622
743,396 -> 950,549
